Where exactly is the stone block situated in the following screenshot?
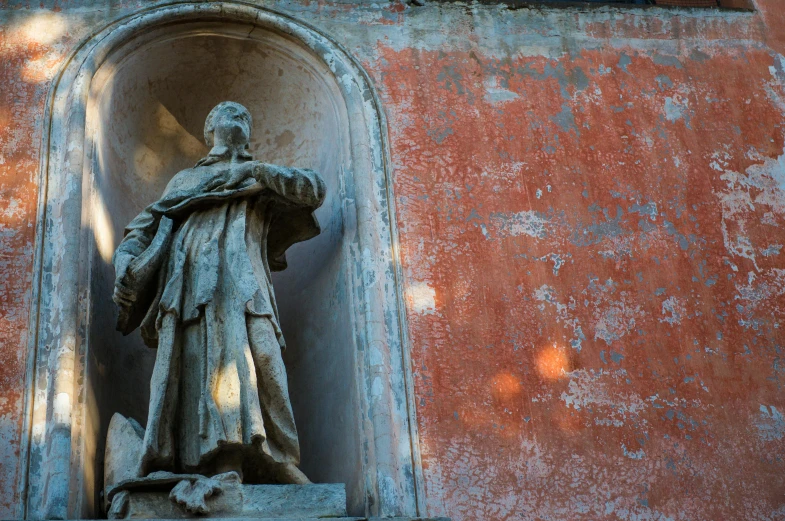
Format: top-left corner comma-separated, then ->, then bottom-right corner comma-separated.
120,482 -> 347,519
104,413 -> 144,499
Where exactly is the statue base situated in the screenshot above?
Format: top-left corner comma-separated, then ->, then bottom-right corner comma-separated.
108,477 -> 346,519
104,413 -> 347,519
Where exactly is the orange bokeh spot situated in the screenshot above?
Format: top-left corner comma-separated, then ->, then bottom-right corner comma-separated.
536,345 -> 569,380
491,372 -> 522,401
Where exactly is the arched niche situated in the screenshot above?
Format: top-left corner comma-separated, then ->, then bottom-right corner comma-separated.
91,22 -> 359,512
23,4 -> 422,519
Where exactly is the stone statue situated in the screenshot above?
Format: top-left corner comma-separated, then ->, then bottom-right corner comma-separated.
104,102 -> 334,518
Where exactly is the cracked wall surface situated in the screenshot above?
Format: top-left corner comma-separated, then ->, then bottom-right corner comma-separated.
1,1 -> 785,520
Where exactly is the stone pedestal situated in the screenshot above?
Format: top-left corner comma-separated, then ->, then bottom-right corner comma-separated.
110,481 -> 347,519
104,413 -> 348,519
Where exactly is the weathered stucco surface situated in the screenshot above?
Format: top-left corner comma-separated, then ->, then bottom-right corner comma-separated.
1,1 -> 785,520
0,10 -> 68,518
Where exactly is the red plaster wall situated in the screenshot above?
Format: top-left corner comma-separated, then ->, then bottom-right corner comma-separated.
0,2 -> 784,520
369,3 -> 785,520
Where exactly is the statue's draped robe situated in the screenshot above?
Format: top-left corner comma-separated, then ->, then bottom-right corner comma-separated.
113,157 -> 325,476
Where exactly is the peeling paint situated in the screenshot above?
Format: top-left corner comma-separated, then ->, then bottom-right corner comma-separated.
372,3 -> 785,518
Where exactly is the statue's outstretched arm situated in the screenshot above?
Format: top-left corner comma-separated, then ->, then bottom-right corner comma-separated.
253,163 -> 326,208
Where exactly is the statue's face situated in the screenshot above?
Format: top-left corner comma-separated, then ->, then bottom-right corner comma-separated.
212,105 -> 252,148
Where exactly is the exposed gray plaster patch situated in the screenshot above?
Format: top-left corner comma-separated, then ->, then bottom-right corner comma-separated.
652,53 -> 684,69
756,405 -> 785,441
490,211 -> 550,239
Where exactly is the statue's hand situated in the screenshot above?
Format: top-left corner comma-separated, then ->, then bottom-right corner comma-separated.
251,162 -> 272,185
204,175 -> 227,192
112,254 -> 136,309
204,163 -> 256,192
226,165 -> 252,189
112,281 -> 136,309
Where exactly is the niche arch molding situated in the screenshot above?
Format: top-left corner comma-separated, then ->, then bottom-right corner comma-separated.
24,3 -> 422,519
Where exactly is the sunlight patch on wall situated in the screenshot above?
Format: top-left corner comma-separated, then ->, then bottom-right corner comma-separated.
19,12 -> 67,45
406,282 -> 436,314
91,194 -> 115,263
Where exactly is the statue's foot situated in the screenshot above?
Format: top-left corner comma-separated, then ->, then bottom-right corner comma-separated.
274,463 -> 312,485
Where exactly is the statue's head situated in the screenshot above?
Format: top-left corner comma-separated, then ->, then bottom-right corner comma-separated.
204,101 -> 252,149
